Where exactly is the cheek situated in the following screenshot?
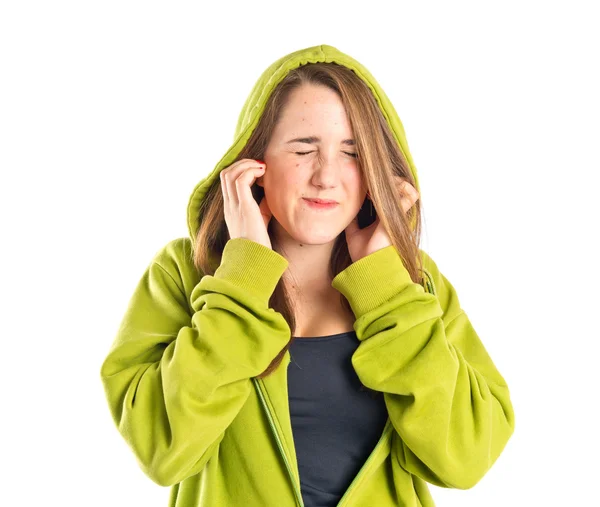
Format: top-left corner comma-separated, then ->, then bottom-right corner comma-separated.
269,172 -> 302,194
345,173 -> 366,197
264,171 -> 301,206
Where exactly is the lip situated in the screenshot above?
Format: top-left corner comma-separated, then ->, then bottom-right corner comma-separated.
302,198 -> 340,210
303,197 -> 339,204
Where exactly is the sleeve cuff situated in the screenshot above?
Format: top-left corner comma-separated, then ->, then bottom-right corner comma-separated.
331,245 -> 417,317
213,238 -> 289,304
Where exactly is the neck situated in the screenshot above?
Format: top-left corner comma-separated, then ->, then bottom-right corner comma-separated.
272,222 -> 340,298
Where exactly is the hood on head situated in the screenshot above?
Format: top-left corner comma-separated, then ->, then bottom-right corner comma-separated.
186,43 -> 421,247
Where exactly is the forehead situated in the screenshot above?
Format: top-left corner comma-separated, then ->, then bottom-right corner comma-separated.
273,84 -> 353,139
283,84 -> 344,115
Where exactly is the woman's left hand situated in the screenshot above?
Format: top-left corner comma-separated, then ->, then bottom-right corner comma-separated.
344,177 -> 419,263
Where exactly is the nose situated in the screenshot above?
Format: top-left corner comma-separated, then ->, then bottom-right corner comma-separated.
311,152 -> 341,188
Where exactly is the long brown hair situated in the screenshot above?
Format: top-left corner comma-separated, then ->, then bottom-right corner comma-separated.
192,62 -> 424,385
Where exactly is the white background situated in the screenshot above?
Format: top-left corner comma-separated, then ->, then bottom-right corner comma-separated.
2,1 -> 598,506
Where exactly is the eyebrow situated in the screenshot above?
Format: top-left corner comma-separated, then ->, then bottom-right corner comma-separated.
285,136 -> 355,146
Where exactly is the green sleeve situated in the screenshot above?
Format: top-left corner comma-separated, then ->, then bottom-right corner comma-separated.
99,237 -> 290,487
331,246 -> 515,490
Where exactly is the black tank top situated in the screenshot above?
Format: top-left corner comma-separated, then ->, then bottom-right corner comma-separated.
287,331 -> 389,507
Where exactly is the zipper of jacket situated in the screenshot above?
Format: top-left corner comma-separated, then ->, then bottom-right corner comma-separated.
336,418 -> 393,506
253,378 -> 305,507
421,268 -> 436,296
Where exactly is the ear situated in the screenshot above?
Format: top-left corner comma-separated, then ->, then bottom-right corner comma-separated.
256,177 -> 264,188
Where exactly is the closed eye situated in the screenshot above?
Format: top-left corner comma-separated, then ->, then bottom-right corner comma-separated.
295,151 -> 358,158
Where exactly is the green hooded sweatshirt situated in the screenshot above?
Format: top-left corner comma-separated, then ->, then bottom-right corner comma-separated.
100,44 -> 515,506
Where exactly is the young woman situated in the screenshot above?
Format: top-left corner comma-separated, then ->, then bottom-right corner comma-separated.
100,44 -> 515,507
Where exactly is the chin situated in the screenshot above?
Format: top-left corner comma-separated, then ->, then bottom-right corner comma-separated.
274,215 -> 345,244
289,227 -> 343,245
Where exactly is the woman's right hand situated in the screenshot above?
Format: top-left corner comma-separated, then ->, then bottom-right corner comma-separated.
220,158 -> 273,250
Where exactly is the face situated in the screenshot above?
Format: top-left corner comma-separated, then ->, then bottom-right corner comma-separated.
257,83 -> 367,244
